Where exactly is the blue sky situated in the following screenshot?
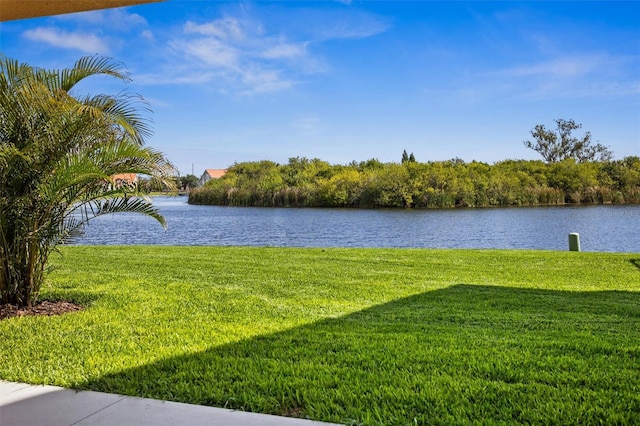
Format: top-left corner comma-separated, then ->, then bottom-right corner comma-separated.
1,1 -> 638,175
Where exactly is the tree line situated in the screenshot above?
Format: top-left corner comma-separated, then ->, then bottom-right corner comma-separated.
189,156 -> 640,208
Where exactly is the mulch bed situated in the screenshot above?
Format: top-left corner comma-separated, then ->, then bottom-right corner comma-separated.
0,301 -> 83,320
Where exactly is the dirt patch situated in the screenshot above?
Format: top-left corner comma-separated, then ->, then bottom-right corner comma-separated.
0,300 -> 83,320
281,406 -> 305,418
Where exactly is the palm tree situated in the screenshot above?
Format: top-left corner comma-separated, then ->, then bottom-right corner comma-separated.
0,55 -> 175,307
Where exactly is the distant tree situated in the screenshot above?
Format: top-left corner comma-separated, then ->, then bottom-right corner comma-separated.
601,156 -> 640,199
524,119 -> 613,163
401,150 -> 416,163
179,174 -> 199,190
358,158 -> 384,171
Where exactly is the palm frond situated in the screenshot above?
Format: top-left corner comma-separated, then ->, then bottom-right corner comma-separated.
77,92 -> 153,145
33,56 -> 130,93
1,55 -> 173,306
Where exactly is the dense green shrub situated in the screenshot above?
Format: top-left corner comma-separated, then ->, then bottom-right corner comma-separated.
189,156 -> 640,209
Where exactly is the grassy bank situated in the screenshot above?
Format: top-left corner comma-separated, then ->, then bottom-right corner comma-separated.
1,247 -> 638,424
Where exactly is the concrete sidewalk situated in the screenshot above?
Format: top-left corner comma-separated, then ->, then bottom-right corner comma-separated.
0,381 -> 342,426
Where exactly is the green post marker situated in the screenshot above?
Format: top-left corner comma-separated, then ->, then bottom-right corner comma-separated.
569,233 -> 581,252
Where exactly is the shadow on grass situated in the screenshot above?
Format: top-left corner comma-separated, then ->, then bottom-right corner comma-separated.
631,258 -> 640,272
82,285 -> 640,425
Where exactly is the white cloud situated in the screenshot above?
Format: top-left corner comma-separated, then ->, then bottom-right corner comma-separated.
302,9 -> 391,41
260,41 -> 308,60
143,16 -> 303,94
26,7 -> 151,55
240,67 -> 297,95
173,38 -> 240,68
184,18 -> 245,40
141,7 -> 389,96
55,8 -> 148,30
112,9 -> 147,27
22,27 -> 109,54
140,30 -> 155,41
479,53 -> 640,101
501,54 -> 606,78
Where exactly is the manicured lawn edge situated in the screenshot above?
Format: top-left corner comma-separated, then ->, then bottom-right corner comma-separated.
1,247 -> 638,425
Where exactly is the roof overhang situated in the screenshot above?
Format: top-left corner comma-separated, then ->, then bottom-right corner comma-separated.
0,0 -> 162,22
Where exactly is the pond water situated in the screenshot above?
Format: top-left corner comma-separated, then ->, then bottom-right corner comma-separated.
70,196 -> 640,252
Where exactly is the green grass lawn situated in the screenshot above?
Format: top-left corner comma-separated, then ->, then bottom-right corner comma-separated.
1,247 -> 639,425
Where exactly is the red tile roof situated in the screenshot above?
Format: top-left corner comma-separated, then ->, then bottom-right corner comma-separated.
112,173 -> 137,183
205,169 -> 226,179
